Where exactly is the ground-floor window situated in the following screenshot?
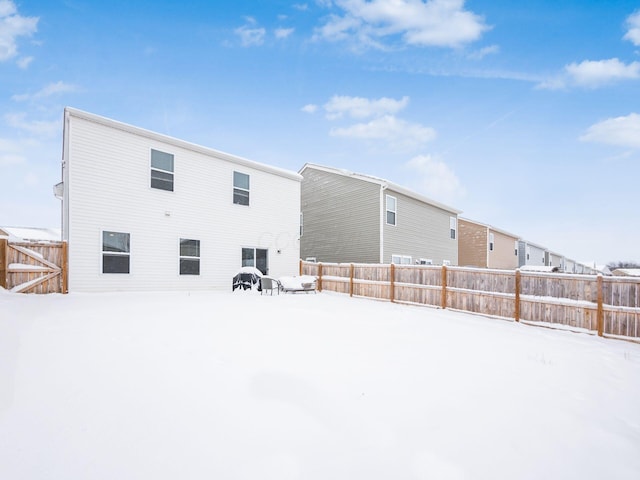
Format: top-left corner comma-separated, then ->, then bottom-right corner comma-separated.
391,254 -> 412,265
180,238 -> 200,275
102,231 -> 130,274
242,247 -> 268,275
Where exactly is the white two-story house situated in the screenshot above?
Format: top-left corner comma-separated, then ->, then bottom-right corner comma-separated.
58,108 -> 301,292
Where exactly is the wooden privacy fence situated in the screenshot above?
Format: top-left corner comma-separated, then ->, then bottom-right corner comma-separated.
0,238 -> 68,294
300,261 -> 640,341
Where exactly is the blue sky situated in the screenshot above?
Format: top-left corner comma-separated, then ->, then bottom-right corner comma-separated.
1,0 -> 639,265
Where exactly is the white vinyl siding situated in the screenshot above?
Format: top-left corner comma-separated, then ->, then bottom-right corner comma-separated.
63,108 -> 301,292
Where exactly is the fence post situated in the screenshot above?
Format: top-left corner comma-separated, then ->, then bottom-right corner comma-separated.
390,263 -> 395,302
514,269 -> 521,322
441,265 -> 447,309
597,274 -> 604,336
349,263 -> 354,297
61,241 -> 69,294
0,238 -> 7,289
317,263 -> 323,292
299,259 -> 303,276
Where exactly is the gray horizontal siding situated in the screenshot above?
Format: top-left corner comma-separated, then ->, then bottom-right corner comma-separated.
300,168 -> 380,263
383,189 -> 458,265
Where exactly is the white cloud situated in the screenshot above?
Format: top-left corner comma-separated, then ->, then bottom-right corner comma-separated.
330,114 -> 436,149
301,104 -> 318,113
293,3 -> 309,11
5,112 -> 60,137
234,23 -> 266,46
315,0 -> 490,49
0,0 -> 38,61
624,11 -> 640,46
580,113 -> 640,149
16,55 -> 32,68
324,95 -> 409,119
467,44 -> 499,60
405,154 -> 465,205
275,27 -> 295,39
538,58 -> 640,89
12,80 -> 78,102
0,137 -> 30,165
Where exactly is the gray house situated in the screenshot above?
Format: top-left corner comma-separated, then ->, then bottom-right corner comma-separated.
300,163 -> 460,265
518,240 -> 547,268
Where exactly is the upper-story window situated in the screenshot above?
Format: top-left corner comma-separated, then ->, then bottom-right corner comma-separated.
233,171 -> 250,206
300,212 -> 304,237
102,231 -> 130,274
450,217 -> 457,239
150,149 -> 174,191
515,240 -> 519,256
489,233 -> 495,251
179,238 -> 200,275
386,195 -> 396,226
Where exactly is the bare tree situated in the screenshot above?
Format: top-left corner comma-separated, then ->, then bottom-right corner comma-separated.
606,260 -> 640,270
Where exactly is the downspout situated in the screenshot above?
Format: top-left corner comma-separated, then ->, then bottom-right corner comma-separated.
380,184 -> 387,263
486,226 -> 490,268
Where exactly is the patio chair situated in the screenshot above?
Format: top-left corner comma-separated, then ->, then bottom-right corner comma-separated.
260,276 -> 281,295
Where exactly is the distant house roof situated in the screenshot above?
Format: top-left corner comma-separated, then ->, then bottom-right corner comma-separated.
0,226 -> 61,242
459,217 -> 520,240
518,239 -> 548,251
612,268 -> 640,277
300,163 -> 462,215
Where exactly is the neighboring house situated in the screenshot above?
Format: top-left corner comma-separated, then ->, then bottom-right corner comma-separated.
299,163 -> 460,265
612,268 -> 640,277
564,258 -> 577,274
546,251 -> 565,271
458,218 -> 519,270
58,107 -> 301,292
0,226 -> 61,242
518,240 -> 547,268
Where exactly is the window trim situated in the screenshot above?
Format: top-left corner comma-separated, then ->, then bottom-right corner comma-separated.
489,232 -> 494,252
150,149 -> 174,192
391,254 -> 412,265
450,216 -> 457,240
233,171 -> 250,206
386,195 -> 397,226
101,230 -> 130,274
179,238 -> 200,276
242,247 -> 269,275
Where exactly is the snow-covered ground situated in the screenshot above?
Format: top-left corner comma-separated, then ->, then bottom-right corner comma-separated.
1,289 -> 639,479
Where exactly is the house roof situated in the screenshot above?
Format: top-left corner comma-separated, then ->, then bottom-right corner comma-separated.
518,239 -> 548,251
300,163 -> 462,215
65,107 -> 303,183
612,268 -> 640,277
458,217 -> 520,240
0,226 -> 61,242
